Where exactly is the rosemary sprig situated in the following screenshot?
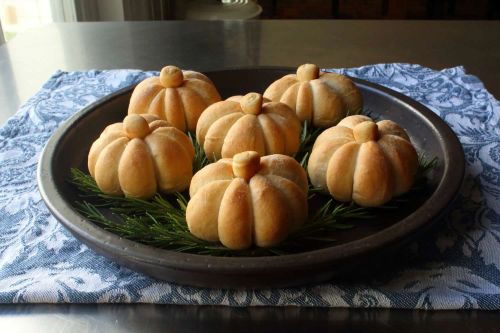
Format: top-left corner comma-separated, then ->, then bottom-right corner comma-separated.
70,169 -> 376,256
190,133 -> 210,173
416,153 -> 438,180
70,150 -> 436,256
287,201 -> 372,241
299,152 -> 309,170
69,119 -> 438,256
294,121 -> 322,164
70,168 -> 183,216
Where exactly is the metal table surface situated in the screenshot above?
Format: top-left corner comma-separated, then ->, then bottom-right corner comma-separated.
0,20 -> 499,332
1,20 -> 499,126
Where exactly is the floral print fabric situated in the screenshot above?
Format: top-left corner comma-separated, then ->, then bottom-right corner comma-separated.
0,64 -> 498,309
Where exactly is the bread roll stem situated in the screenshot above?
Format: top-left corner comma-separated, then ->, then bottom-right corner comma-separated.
232,151 -> 261,182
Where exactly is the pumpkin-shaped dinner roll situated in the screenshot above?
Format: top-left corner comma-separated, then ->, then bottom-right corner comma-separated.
186,151 -> 308,249
88,114 -> 195,199
128,65 -> 221,132
263,63 -> 363,128
196,92 -> 301,161
308,115 -> 418,207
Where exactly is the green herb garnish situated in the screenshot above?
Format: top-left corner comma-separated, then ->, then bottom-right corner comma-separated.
70,114 -> 437,256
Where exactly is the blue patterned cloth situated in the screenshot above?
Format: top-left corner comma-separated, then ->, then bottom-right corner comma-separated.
0,64 -> 499,309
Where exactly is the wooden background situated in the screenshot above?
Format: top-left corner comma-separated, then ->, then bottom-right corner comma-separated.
258,0 -> 500,19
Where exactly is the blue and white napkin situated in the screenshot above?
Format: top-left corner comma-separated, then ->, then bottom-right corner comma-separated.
0,64 -> 498,309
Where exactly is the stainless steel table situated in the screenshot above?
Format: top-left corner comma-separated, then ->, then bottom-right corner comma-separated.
1,20 -> 499,126
0,20 -> 499,332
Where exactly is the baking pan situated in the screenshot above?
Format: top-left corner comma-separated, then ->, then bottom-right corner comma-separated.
37,68 -> 464,288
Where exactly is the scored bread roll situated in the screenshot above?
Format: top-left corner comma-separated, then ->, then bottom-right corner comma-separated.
264,63 -> 363,128
186,152 -> 308,249
88,114 -> 195,199
128,65 -> 221,132
308,115 -> 418,207
196,92 -> 302,161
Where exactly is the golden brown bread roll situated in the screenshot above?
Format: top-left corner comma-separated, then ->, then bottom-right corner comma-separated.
186,151 -> 308,249
263,63 -> 363,128
88,114 -> 195,198
307,115 -> 418,207
196,92 -> 302,161
128,65 -> 221,132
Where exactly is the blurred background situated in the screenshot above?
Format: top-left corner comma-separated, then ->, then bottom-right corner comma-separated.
0,0 -> 499,43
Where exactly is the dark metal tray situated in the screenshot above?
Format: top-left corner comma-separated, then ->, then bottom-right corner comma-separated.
37,68 -> 464,288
